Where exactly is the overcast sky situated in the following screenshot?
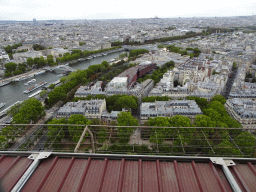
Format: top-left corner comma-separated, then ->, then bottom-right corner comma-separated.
0,0 -> 256,21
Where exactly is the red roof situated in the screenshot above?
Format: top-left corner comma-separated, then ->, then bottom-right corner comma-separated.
0,153 -> 256,192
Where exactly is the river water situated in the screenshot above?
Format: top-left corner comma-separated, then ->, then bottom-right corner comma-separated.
0,51 -> 125,111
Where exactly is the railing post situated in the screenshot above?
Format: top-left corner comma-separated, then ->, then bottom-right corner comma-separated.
74,126 -> 95,153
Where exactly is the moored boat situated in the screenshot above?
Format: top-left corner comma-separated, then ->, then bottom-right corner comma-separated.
35,70 -> 46,76
0,103 -> 5,109
23,81 -> 47,94
0,80 -> 11,87
24,79 -> 36,86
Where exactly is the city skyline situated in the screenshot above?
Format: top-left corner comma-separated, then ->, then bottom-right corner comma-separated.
0,0 -> 256,21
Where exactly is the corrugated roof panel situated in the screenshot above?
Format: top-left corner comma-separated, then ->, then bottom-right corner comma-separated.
0,156 -> 17,178
196,163 -> 224,192
1,152 -> 256,192
123,160 -> 138,192
230,163 -> 256,192
40,158 -> 71,192
178,162 -> 200,192
0,156 -> 32,192
81,159 -> 106,191
21,157 -> 55,192
229,166 -> 247,192
143,161 -> 158,192
61,158 -> 88,192
101,160 -> 121,192
160,162 -> 179,192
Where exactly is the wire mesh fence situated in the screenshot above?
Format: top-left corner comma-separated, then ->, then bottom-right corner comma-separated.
0,124 -> 256,158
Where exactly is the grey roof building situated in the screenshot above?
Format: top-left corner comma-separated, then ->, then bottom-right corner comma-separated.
140,100 -> 202,123
225,98 -> 256,128
56,99 -> 107,120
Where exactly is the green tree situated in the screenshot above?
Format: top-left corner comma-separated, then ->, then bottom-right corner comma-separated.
37,56 -> 46,68
97,128 -> 107,143
46,55 -> 54,64
169,115 -> 191,127
48,87 -> 67,106
234,132 -> 256,156
208,101 -> 227,117
5,62 -> 17,72
101,61 -> 109,68
49,83 -> 56,90
129,49 -> 149,58
12,98 -> 45,124
13,70 -> 22,75
211,95 -> 226,105
0,135 -> 8,149
67,115 -> 91,142
40,90 -> 48,98
213,140 -> 241,157
195,115 -> 216,129
47,118 -> 67,148
117,111 -> 139,126
158,44 -> 164,48
4,72 -> 12,78
232,62 -> 238,71
7,103 -> 23,117
117,112 -> 138,144
33,44 -> 44,50
117,95 -> 137,110
148,117 -> 171,145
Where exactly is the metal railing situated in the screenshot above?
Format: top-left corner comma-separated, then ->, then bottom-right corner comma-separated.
0,124 -> 256,158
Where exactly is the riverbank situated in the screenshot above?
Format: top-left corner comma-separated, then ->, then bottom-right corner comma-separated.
0,47 -> 125,86
0,50 -> 126,112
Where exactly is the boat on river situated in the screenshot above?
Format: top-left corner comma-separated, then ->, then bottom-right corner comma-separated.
35,70 -> 46,76
0,80 -> 11,87
23,81 -> 47,94
0,103 -> 5,109
28,90 -> 42,98
24,79 -> 36,86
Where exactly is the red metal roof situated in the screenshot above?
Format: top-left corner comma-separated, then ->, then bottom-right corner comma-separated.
1,153 -> 256,192
0,155 -> 32,192
229,162 -> 256,192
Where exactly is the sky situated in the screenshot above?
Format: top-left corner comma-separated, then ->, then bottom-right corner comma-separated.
0,0 -> 256,21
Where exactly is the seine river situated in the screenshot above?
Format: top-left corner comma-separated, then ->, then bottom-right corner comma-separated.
0,51 -> 125,111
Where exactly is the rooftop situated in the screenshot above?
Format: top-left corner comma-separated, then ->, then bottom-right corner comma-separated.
0,152 -> 256,192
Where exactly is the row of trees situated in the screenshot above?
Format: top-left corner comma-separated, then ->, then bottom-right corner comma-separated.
201,27 -> 235,36
3,43 -> 23,59
4,62 -> 29,77
138,95 -> 256,157
46,111 -> 138,149
128,49 -> 149,58
27,55 -> 57,68
46,60 -> 112,107
3,43 -> 23,54
111,28 -> 234,47
56,46 -> 121,63
167,45 -> 201,58
142,96 -> 173,102
111,40 -> 142,47
32,44 -> 45,51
